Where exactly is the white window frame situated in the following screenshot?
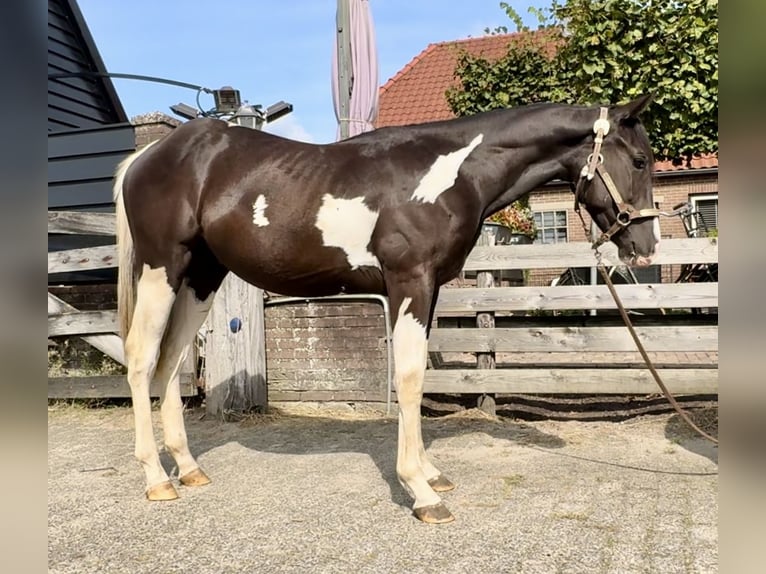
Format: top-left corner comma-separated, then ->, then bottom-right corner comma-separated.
533,209 -> 569,244
690,193 -> 718,235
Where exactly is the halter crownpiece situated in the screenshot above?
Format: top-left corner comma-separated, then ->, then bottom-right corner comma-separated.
581,107 -> 610,181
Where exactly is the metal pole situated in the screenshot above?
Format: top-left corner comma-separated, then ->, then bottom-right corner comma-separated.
336,0 -> 352,140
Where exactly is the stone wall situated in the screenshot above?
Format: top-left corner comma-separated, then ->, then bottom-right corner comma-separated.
132,112 -> 181,149
263,300 -> 388,398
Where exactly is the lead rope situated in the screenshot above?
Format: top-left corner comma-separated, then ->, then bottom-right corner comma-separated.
575,210 -> 718,445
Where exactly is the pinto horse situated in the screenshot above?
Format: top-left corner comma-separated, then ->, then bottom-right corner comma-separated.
114,94 -> 660,523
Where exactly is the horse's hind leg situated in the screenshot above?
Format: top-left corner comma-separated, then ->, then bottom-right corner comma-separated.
153,260 -> 225,487
125,264 -> 178,500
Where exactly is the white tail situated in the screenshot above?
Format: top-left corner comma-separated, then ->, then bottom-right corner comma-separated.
113,141 -> 158,341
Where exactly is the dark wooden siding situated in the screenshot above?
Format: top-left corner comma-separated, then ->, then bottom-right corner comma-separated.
48,123 -> 135,283
48,0 -> 127,132
48,122 -> 135,211
47,0 -> 135,284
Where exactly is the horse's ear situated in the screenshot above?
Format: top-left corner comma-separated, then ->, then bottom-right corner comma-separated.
611,93 -> 654,122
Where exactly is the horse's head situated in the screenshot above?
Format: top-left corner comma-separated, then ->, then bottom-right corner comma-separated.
572,94 -> 659,267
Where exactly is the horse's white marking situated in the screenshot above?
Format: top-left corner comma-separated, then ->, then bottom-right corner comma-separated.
156,282 -> 216,478
652,217 -> 661,250
315,194 -> 380,269
252,194 -> 269,227
393,297 -> 427,380
411,133 -> 484,204
125,264 -> 177,489
392,297 -> 441,509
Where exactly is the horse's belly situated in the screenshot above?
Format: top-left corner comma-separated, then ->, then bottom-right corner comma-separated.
217,244 -> 386,297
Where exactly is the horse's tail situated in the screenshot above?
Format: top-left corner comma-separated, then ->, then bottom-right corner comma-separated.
113,141 -> 157,341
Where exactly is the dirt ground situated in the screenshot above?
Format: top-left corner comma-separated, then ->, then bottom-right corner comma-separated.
48,401 -> 718,574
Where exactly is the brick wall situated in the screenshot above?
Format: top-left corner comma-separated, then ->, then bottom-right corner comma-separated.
49,283 -> 117,311
526,174 -> 718,285
264,301 -> 388,396
132,112 -> 180,149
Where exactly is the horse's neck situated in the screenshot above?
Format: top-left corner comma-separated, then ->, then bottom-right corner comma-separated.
467,107 -> 593,216
478,150 -> 569,217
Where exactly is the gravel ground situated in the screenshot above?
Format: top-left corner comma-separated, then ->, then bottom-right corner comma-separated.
48,403 -> 718,574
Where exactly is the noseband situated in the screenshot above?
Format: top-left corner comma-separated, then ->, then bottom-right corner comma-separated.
573,107 -> 682,250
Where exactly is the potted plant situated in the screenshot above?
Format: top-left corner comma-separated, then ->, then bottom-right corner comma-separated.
483,197 -> 537,245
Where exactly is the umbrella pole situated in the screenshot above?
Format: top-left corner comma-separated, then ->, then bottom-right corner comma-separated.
336,0 -> 352,140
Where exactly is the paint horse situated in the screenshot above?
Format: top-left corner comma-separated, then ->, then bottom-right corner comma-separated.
114,94 -> 661,524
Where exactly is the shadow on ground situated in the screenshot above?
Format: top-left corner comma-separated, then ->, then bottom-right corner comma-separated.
664,407 -> 718,464
167,407 -> 567,512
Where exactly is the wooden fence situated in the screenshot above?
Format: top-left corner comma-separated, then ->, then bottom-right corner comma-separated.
423,235 -> 718,404
47,211 -> 197,399
48,210 -> 718,407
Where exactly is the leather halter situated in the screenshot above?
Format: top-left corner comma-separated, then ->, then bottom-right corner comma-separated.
573,107 -> 664,249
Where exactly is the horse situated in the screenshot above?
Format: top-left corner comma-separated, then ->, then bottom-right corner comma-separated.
113,93 -> 661,524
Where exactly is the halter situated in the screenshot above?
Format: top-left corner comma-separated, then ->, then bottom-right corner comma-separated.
573,107 -> 682,250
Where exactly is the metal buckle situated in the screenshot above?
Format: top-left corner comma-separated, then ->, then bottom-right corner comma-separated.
617,210 -> 631,226
587,153 -> 604,165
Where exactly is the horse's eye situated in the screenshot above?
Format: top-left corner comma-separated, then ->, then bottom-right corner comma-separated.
633,157 -> 647,170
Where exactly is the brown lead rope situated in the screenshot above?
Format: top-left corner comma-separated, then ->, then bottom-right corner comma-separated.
593,251 -> 718,445
574,110 -> 716,444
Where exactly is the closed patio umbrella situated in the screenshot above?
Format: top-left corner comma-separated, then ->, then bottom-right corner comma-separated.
332,0 -> 379,140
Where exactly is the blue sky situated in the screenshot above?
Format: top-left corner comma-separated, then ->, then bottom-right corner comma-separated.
77,0 -> 546,144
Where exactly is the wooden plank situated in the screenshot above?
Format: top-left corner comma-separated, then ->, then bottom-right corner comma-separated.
48,153 -> 126,184
268,390 -> 386,402
463,237 -> 718,271
47,93 -> 113,128
48,211 -> 115,235
423,368 -> 718,395
48,373 -> 196,399
48,180 -> 115,209
428,325 -> 719,353
47,121 -> 134,159
435,282 -> 718,314
47,106 -> 103,131
204,273 -> 268,416
48,310 -> 118,337
48,244 -> 117,274
47,293 -> 124,365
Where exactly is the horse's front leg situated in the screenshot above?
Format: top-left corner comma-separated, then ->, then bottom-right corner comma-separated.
388,280 -> 455,524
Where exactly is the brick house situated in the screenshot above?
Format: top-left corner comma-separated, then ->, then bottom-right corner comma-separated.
374,32 -> 719,285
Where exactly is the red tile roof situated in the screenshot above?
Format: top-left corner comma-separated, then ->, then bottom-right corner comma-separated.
376,32 -> 717,173
376,31 -> 548,128
653,153 -> 718,172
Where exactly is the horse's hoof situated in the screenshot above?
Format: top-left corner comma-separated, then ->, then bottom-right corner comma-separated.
427,474 -> 455,492
179,468 -> 211,487
413,502 -> 455,524
146,481 -> 179,501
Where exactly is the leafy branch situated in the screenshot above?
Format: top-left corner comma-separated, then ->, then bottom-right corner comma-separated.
449,0 -> 718,163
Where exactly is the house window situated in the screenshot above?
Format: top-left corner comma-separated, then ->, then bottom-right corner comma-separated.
690,193 -> 718,235
534,210 -> 568,244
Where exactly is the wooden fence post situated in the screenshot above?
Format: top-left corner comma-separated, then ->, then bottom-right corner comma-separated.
475,227 -> 497,415
203,273 -> 267,419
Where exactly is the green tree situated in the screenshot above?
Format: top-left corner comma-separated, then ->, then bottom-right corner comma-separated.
446,0 -> 718,163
